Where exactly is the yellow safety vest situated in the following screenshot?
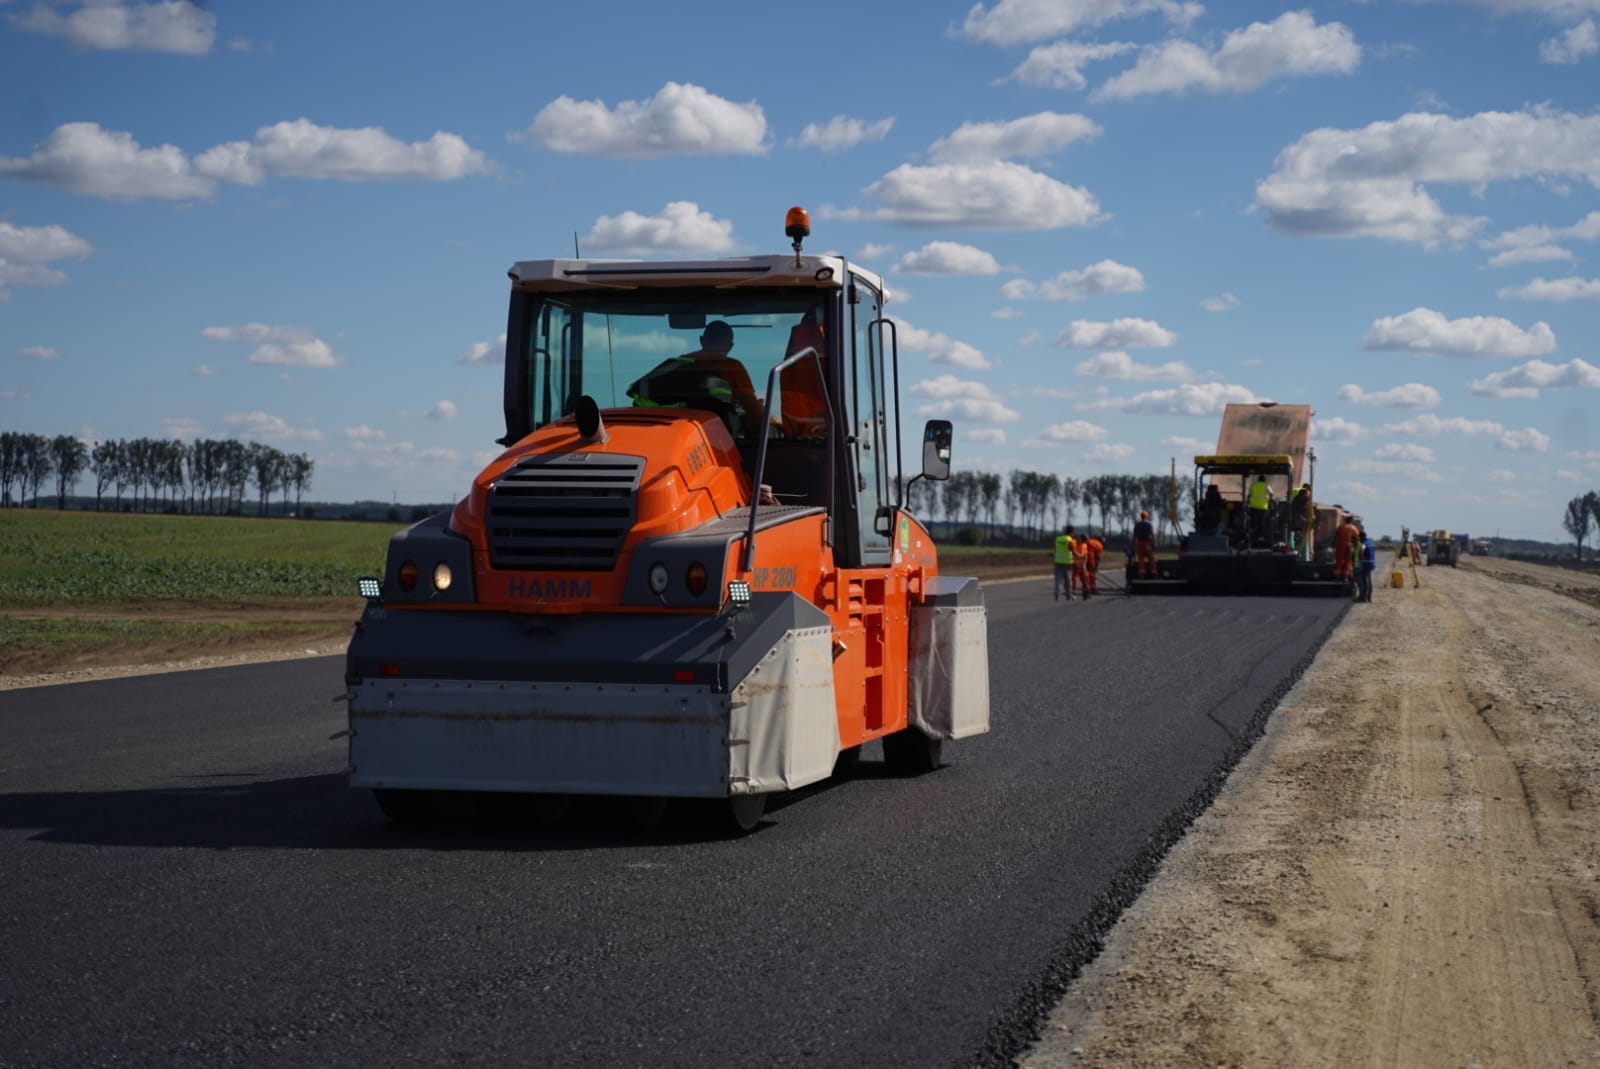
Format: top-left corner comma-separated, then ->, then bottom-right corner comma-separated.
1053,535 -> 1076,565
1248,480 -> 1271,510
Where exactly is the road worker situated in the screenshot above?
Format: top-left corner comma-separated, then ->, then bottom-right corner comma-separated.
1247,474 -> 1274,545
1357,527 -> 1377,602
1291,483 -> 1314,560
1333,514 -> 1360,583
1071,531 -> 1090,598
1053,524 -> 1078,601
1085,531 -> 1104,596
780,306 -> 828,438
1133,510 -> 1156,579
627,320 -> 763,436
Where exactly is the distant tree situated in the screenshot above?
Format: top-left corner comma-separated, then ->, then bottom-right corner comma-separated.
48,435 -> 89,508
18,433 -> 52,507
0,431 -> 22,506
1566,493 -> 1596,561
978,472 -> 1001,537
90,439 -> 120,511
289,453 -> 314,515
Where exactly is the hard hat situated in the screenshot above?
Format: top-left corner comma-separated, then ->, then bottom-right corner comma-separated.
1140,510 -> 1149,518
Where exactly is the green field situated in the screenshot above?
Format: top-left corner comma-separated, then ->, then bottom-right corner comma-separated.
0,510 -> 395,605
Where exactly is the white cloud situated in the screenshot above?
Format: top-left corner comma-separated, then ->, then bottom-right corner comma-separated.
1201,292 -> 1240,313
1362,307 -> 1556,358
1482,210 -> 1600,254
1335,382 -> 1442,409
893,319 -> 991,369
909,375 -> 1002,401
1384,413 -> 1505,437
1007,40 -> 1136,89
161,417 -> 202,439
859,161 -> 1105,228
1255,109 -> 1600,245
1002,260 -> 1144,302
956,0 -> 1201,46
991,307 -> 1024,320
927,112 -> 1101,163
1488,468 -> 1516,482
1074,351 -> 1198,382
1469,358 -> 1600,398
1085,382 -> 1260,415
201,323 -> 341,368
458,334 -> 507,366
895,242 -> 1003,275
426,400 -> 458,421
1085,442 -> 1136,464
582,201 -> 736,255
968,428 -> 1007,444
0,120 -> 486,200
17,345 -> 60,360
527,82 -> 768,158
1055,317 -> 1177,349
1497,428 -> 1551,452
1159,435 -> 1210,451
1344,458 -> 1445,484
0,261 -> 68,300
1497,276 -> 1600,301
1484,245 -> 1577,268
1096,11 -> 1360,101
1030,419 -> 1108,443
195,119 -> 488,183
0,221 -> 93,262
220,410 -> 323,442
791,115 -> 894,152
1310,416 -> 1365,443
1373,442 -> 1437,463
192,364 -> 216,377
915,398 -> 1021,423
10,0 -> 215,54
343,425 -> 387,441
858,242 -> 897,260
1541,18 -> 1598,63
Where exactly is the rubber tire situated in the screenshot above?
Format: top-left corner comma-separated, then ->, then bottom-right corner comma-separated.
882,727 -> 943,775
728,793 -> 767,832
833,744 -> 863,777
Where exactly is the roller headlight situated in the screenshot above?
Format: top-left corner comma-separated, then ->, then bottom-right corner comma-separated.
648,562 -> 670,595
432,562 -> 453,592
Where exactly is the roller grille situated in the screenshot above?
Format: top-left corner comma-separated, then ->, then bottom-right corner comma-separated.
487,454 -> 645,571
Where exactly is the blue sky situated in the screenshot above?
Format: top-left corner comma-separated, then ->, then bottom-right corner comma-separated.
2,0 -> 1597,542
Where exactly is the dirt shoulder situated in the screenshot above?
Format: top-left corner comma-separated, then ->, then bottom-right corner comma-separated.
1023,554 -> 1600,1067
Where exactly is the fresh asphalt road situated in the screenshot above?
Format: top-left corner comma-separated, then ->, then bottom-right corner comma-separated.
0,581 -> 1346,1069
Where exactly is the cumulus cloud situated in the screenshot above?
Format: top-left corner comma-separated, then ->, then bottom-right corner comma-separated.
1481,210 -> 1600,262
10,0 -> 215,54
426,400 -> 458,421
1029,420 -> 1108,444
894,319 -> 991,369
1254,109 -> 1600,245
195,119 -> 488,183
220,410 -> 323,442
1095,11 -> 1360,101
1054,317 -> 1177,349
858,161 -> 1105,228
0,221 -> 93,262
1541,18 -> 1598,63
1373,442 -> 1437,463
1484,245 -> 1577,268
161,417 -> 202,439
1002,260 -> 1144,302
342,425 -> 387,441
1160,435 -> 1210,451
1497,276 -> 1600,301
457,333 -> 507,366
1383,413 -> 1505,437
1362,307 -> 1556,358
957,0 -> 1201,46
581,201 -> 736,255
1074,351 -> 1198,382
790,115 -> 894,152
1469,358 -> 1600,398
1084,381 -> 1261,415
17,345 -> 60,360
895,242 -> 1003,275
0,120 -> 487,200
927,112 -> 1101,163
201,323 -> 341,368
1201,292 -> 1240,312
1007,40 -> 1137,89
1085,443 -> 1136,464
1344,458 -> 1445,483
527,82 -> 768,158
968,428 -> 1007,444
1335,382 -> 1442,409
1310,416 -> 1365,443
1497,427 -> 1550,452
915,398 -> 1021,423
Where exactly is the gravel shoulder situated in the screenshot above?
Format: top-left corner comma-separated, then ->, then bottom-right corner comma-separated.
1024,554 -> 1600,1067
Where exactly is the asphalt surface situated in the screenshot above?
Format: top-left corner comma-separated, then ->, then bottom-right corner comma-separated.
0,582 -> 1346,1069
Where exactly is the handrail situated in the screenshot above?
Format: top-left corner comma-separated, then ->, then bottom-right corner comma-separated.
741,346 -> 836,573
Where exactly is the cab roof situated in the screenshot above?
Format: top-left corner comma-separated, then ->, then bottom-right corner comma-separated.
507,254 -> 887,299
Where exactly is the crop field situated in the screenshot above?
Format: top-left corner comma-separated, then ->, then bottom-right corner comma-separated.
0,510 -> 392,604
0,511 -> 397,677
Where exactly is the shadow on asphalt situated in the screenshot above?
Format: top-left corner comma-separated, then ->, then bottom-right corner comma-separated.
0,756 -> 916,851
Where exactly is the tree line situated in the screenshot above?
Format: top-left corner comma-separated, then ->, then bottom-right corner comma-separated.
903,469 -> 1182,542
0,431 -> 315,517
1563,490 -> 1600,561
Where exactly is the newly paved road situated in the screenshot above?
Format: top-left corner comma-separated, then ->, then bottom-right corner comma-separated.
0,582 -> 1345,1068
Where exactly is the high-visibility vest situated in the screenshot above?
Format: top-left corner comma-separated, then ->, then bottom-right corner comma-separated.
1053,534 -> 1076,565
1248,480 -> 1272,510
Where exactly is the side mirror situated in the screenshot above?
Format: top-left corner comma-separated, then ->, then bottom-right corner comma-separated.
921,420 -> 952,481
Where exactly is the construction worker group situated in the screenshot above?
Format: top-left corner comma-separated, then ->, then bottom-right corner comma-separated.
1053,525 -> 1103,601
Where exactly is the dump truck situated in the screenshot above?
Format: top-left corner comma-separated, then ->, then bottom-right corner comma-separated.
1127,402 -> 1349,596
344,208 -> 990,830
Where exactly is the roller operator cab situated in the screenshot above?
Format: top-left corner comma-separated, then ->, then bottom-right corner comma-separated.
345,208 -> 990,831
